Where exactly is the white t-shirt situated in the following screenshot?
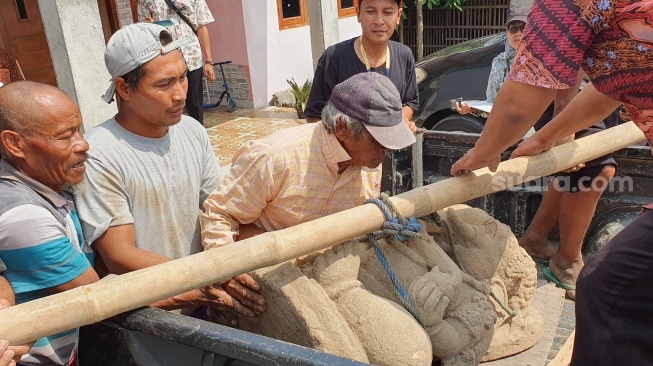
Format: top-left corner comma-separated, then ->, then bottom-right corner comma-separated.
76,115 -> 223,259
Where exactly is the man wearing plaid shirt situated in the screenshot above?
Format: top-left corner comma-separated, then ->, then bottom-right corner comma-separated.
201,73 -> 415,250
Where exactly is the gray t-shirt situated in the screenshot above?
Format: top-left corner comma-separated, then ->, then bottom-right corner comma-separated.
76,116 -> 222,259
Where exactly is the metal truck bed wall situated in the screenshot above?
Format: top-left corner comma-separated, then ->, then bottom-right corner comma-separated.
78,307 -> 370,366
77,130 -> 651,365
382,130 -> 653,255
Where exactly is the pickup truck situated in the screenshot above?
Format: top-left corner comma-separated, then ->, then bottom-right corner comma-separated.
78,130 -> 652,366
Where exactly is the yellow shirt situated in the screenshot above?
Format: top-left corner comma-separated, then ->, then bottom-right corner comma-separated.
201,122 -> 381,249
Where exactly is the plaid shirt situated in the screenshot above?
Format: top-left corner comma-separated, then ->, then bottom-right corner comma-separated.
138,0 -> 214,71
201,122 -> 382,249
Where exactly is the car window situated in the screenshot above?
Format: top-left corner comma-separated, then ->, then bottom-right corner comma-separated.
418,33 -> 506,64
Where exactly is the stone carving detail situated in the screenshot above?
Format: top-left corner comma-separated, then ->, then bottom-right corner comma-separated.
238,205 -> 543,366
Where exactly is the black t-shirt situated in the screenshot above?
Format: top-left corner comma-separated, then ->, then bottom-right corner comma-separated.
304,37 -> 419,119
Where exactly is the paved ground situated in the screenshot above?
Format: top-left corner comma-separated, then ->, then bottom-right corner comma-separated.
201,106 -> 576,365
203,105 -> 303,166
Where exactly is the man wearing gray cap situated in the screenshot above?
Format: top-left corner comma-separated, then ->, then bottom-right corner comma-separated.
76,23 -> 265,323
202,72 -> 415,249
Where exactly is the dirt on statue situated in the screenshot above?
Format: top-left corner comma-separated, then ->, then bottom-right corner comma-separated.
237,204 -> 543,366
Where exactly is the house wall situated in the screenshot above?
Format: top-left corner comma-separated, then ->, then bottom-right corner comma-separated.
208,1 -> 361,108
205,0 -> 252,106
264,11 -> 360,108
116,0 -> 133,26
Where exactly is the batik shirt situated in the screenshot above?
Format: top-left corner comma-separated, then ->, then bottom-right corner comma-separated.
138,0 -> 214,72
508,0 -> 653,144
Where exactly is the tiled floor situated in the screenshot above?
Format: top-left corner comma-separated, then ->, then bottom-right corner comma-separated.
203,105 -> 303,166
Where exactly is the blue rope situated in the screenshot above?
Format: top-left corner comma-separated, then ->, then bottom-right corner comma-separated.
364,195 -> 424,326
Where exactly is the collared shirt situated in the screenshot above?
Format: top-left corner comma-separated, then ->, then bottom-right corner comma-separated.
138,0 -> 214,71
0,159 -> 93,366
508,0 -> 653,145
201,122 -> 382,249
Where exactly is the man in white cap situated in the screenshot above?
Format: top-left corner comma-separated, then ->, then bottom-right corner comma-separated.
201,72 -> 415,249
76,23 -> 265,324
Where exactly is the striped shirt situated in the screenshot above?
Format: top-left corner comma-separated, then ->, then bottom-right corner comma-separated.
0,159 -> 94,366
201,122 -> 382,249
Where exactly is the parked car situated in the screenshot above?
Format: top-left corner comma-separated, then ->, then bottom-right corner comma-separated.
414,33 -> 506,133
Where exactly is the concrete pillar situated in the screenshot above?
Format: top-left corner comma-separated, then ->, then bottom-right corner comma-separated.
307,0 -> 340,71
38,0 -> 116,132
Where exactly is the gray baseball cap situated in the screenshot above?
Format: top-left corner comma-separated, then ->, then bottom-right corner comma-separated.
102,23 -> 192,103
505,7 -> 529,27
329,73 -> 415,150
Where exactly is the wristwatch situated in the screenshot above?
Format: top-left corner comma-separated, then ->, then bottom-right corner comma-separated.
205,60 -> 213,65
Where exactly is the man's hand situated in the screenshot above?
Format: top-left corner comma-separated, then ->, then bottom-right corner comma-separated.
203,63 -> 215,83
0,300 -> 34,365
510,133 -> 555,159
0,340 -> 15,366
455,101 -> 473,115
450,148 -> 501,176
221,274 -> 266,316
186,274 -> 265,322
403,118 -> 417,133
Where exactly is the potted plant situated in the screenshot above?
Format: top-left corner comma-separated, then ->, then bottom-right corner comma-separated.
287,78 -> 312,119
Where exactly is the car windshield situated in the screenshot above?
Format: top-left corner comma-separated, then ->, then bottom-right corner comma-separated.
417,33 -> 506,64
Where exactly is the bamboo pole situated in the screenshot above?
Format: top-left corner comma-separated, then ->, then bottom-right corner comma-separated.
0,122 -> 645,345
14,60 -> 25,81
549,330 -> 575,366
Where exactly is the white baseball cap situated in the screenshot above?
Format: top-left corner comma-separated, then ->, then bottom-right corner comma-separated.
102,23 -> 192,103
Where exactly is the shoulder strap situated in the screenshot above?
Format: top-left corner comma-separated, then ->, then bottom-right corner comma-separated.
163,0 -> 197,35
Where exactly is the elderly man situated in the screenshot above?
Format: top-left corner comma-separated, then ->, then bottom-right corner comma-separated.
75,23 -> 264,323
0,81 -> 98,365
202,72 -> 415,248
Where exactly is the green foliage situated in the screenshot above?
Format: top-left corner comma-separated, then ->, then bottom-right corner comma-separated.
401,0 -> 465,19
286,78 -> 313,111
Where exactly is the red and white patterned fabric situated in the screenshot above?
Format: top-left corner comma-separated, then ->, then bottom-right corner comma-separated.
508,0 -> 653,144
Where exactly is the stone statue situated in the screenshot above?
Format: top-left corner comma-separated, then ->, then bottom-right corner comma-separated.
237,205 -> 543,366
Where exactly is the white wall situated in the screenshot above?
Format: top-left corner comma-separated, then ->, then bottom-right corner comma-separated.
241,0 -> 269,108
338,16 -> 361,42
242,1 -> 361,108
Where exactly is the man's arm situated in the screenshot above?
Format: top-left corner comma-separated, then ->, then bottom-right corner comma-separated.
93,223 -> 265,316
0,299 -> 33,365
192,1 -> 216,82
201,142 -> 277,250
0,280 -> 33,364
451,80 -> 557,175
512,83 -> 622,158
0,276 -> 12,306
46,267 -> 98,294
402,106 -> 416,132
196,25 -> 215,82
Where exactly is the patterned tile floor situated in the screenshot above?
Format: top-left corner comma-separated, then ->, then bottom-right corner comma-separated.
201,106 -> 575,364
203,105 -> 303,166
